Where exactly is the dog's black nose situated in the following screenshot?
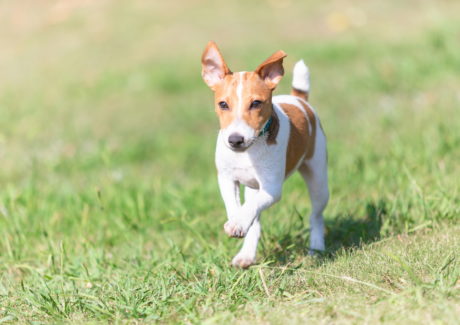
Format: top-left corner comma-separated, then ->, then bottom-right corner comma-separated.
228,133 -> 245,148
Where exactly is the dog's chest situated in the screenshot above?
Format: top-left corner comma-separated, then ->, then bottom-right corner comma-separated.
215,136 -> 272,189
224,164 -> 258,188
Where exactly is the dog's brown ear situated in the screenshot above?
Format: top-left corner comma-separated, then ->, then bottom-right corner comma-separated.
255,50 -> 287,90
201,41 -> 232,90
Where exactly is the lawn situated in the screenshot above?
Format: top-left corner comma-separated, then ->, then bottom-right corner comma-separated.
0,0 -> 459,323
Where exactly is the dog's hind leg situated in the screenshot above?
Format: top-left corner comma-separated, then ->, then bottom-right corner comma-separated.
231,187 -> 261,268
298,128 -> 329,254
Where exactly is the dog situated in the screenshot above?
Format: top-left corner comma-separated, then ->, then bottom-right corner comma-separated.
201,41 -> 329,268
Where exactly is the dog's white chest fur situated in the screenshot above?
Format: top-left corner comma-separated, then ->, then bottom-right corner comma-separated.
215,147 -> 258,188
215,136 -> 263,188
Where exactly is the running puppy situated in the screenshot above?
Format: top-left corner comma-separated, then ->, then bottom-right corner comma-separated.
201,42 -> 329,268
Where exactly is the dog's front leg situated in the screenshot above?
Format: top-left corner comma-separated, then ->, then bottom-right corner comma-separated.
231,187 -> 260,268
224,183 -> 281,238
217,174 -> 241,221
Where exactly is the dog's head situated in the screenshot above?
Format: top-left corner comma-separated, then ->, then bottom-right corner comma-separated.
201,41 -> 286,151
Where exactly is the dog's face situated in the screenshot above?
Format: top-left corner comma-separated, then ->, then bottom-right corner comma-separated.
201,42 -> 286,151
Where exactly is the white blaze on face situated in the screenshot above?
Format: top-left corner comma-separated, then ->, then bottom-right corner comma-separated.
222,72 -> 257,148
236,72 -> 244,118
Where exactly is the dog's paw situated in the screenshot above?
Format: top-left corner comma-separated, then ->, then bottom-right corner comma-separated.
309,242 -> 325,256
232,254 -> 256,269
308,248 -> 325,256
224,220 -> 247,238
309,232 -> 325,255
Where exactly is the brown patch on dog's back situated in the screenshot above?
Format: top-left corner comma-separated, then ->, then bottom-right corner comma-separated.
298,100 -> 317,159
280,102 -> 316,176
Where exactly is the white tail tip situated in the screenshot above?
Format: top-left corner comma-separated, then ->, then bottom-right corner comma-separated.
292,60 -> 310,93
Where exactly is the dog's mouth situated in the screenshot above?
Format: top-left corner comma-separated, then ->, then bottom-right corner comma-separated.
229,145 -> 248,152
226,138 -> 256,152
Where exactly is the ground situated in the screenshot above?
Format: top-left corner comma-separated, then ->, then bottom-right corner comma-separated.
0,0 -> 459,323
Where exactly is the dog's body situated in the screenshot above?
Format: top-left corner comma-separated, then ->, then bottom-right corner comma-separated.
201,42 -> 329,268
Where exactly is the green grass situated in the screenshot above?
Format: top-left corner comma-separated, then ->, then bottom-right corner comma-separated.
1,0 -> 459,323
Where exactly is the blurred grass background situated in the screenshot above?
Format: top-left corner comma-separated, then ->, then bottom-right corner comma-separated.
0,0 -> 459,323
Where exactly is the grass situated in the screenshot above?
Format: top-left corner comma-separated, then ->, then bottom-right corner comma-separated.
1,0 -> 459,323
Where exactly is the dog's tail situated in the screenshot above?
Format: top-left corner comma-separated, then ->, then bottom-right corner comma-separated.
291,60 -> 310,101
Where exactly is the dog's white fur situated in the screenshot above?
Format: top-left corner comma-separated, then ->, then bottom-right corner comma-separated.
202,44 -> 329,268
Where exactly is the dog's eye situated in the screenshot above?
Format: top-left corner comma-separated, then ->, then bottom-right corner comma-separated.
218,101 -> 229,110
250,100 -> 262,109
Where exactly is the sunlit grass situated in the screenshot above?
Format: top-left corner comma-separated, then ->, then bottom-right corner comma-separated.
0,0 -> 459,323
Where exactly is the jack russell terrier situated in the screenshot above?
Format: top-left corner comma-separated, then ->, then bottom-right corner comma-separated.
201,42 -> 329,268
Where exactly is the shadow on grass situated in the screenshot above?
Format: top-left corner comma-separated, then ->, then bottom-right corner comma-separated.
265,200 -> 387,265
